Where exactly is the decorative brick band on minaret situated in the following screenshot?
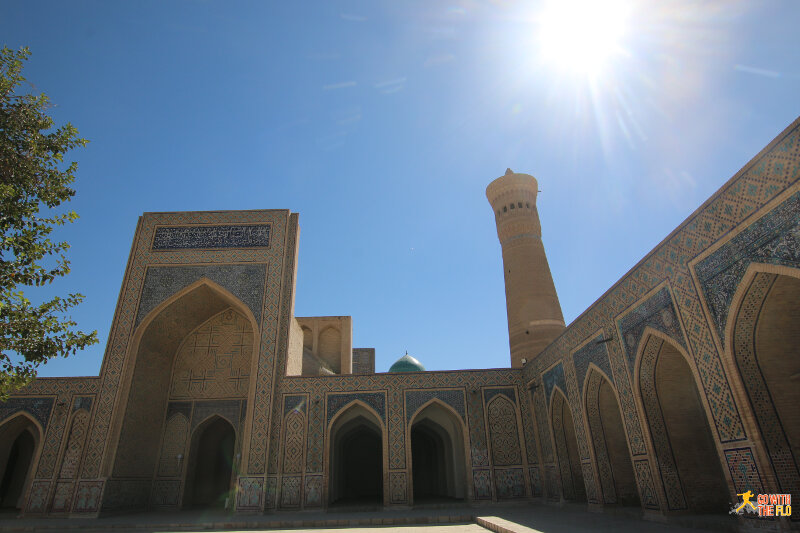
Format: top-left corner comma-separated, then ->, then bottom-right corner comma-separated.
487,169 -> 565,367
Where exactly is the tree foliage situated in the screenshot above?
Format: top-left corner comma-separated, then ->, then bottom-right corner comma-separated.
0,46 -> 97,399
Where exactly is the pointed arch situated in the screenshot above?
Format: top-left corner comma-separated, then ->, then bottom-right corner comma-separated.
634,328 -> 730,512
182,415 -> 237,508
0,412 -> 43,510
725,264 -> 800,502
325,400 -> 386,507
407,398 -> 468,503
549,388 -> 586,502
487,394 -> 522,467
583,366 -> 639,506
106,277 -> 258,480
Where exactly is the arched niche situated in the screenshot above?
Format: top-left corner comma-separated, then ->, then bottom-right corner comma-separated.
318,327 -> 341,373
0,413 -> 42,510
730,270 -> 800,502
408,400 -> 467,504
550,388 -> 586,502
109,279 -> 257,480
182,416 -> 236,508
636,332 -> 729,512
327,402 -> 384,507
583,367 -> 639,506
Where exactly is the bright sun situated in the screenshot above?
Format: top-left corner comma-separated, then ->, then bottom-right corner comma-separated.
539,0 -> 630,76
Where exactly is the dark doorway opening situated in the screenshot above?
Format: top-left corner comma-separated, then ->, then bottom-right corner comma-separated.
184,417 -> 235,509
412,422 -> 447,500
0,429 -> 35,510
330,414 -> 383,507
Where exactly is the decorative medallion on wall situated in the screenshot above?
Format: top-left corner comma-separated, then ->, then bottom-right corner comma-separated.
617,285 -> 686,375
572,334 -> 614,393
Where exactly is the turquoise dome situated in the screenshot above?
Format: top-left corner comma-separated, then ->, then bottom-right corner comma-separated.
389,353 -> 426,372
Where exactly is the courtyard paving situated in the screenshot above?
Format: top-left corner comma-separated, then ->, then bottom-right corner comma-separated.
0,502 -> 748,533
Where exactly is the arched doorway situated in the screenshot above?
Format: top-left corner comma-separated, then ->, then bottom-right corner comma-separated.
584,369 -> 639,506
110,280 -> 257,483
551,389 -> 586,502
183,417 -> 236,508
409,401 -> 466,503
0,415 -> 40,511
639,334 -> 728,512
732,272 -> 800,504
329,404 -> 383,507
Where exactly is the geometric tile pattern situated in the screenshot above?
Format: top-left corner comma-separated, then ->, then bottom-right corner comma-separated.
58,410 -> 89,479
473,469 -> 492,500
585,370 -> 616,504
326,392 -> 386,425
550,390 -> 576,501
695,190 -> 800,346
572,334 -> 614,393
135,264 -> 268,326
487,395 -> 522,466
405,389 -> 465,422
170,309 -> 253,399
495,468 -> 525,499
617,285 -> 686,376
389,471 -> 407,504
304,475 -> 323,507
152,224 -> 270,250
26,480 -> 50,514
542,363 -> 566,406
72,481 -> 103,513
0,397 -> 54,432
282,410 -> 305,474
724,447 -> 765,496
280,475 -> 302,508
236,476 -> 264,511
484,387 -> 516,404
638,335 -> 687,510
732,272 -> 800,499
76,209 -> 287,481
633,459 -> 661,510
51,481 -> 74,513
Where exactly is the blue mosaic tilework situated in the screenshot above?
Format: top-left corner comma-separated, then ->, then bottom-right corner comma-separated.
326,391 -> 386,425
617,285 -> 685,375
0,397 -> 54,429
483,387 -> 516,405
572,334 -> 614,393
495,468 -> 525,499
542,363 -> 566,406
724,447 -> 765,496
135,264 -> 267,326
283,395 -> 307,416
152,224 -> 270,250
695,190 -> 800,345
633,459 -> 661,510
72,396 -> 93,413
166,401 -> 191,420
191,399 -> 243,433
405,389 -> 465,422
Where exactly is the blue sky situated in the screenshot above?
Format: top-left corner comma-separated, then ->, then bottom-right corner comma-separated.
3,1 -> 799,376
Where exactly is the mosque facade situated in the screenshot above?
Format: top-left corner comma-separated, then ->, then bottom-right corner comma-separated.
0,117 -> 798,528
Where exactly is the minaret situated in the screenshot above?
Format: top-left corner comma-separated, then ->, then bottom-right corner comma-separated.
486,169 -> 565,367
